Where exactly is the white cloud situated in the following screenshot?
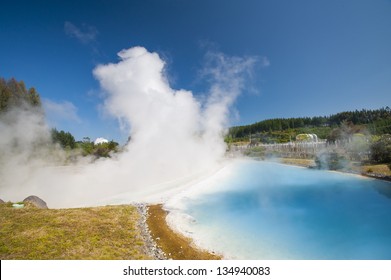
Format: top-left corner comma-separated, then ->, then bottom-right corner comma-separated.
43,99 -> 81,123
64,21 -> 98,44
260,56 -> 270,67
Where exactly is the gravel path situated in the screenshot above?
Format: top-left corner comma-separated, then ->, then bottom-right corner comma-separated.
135,203 -> 167,260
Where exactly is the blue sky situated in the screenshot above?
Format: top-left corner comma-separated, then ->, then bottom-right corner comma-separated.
1,0 -> 391,143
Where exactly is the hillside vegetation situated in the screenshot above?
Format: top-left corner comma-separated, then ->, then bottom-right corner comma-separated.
227,108 -> 391,171
228,107 -> 391,143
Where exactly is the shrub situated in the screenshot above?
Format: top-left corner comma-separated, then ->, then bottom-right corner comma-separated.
315,151 -> 349,170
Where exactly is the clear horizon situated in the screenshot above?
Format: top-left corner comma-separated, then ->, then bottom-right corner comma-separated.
1,0 -> 391,143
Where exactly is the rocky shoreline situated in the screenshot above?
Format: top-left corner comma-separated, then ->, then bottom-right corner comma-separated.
145,204 -> 221,260
135,203 -> 167,260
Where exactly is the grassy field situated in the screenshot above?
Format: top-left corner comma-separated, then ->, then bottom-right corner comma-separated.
0,203 -> 149,260
147,204 -> 221,260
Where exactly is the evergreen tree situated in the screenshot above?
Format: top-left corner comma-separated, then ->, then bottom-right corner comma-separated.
51,128 -> 76,149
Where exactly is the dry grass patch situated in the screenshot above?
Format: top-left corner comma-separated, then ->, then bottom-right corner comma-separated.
280,158 -> 316,167
361,164 -> 391,176
147,204 -> 221,260
0,203 -> 149,259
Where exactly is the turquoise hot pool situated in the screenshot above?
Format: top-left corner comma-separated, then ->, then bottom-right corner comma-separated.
172,160 -> 391,259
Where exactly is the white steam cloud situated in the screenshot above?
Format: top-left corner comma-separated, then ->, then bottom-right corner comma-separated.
0,47 -> 258,208
0,108 -> 67,200
43,99 -> 81,124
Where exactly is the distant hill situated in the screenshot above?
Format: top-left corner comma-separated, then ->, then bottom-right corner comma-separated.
228,107 -> 391,143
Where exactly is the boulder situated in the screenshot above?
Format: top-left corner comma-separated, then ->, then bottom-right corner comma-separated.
23,195 -> 48,209
0,198 -> 4,204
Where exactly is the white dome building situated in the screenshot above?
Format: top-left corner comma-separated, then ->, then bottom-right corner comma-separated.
94,137 -> 109,145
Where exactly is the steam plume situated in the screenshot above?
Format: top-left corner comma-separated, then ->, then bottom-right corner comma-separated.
0,46 -> 257,208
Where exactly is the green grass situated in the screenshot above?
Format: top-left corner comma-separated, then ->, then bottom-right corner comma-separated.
0,203 -> 149,259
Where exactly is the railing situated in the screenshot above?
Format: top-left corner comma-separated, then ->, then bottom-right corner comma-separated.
229,141 -> 330,158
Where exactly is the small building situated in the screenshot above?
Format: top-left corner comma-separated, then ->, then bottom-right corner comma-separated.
296,133 -> 318,142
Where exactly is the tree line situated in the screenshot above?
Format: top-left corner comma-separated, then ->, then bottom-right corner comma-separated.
229,107 -> 391,140
229,107 -> 391,169
0,78 -> 41,112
